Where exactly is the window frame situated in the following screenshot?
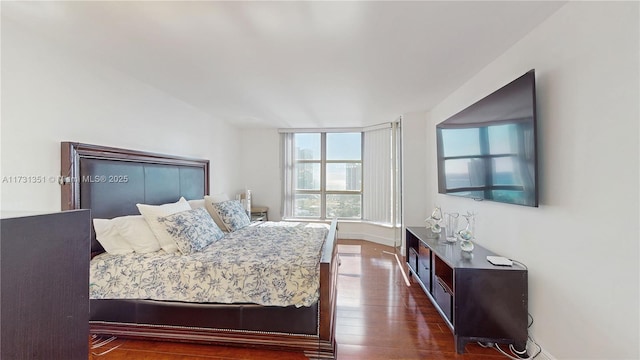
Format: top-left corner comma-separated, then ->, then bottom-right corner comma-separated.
292,132 -> 363,220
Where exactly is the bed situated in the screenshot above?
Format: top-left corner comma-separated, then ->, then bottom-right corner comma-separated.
60,142 -> 338,359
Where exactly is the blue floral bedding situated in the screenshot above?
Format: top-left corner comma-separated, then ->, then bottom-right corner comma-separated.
90,221 -> 329,307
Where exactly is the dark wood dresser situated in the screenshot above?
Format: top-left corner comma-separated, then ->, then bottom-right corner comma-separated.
1,210 -> 90,360
406,226 -> 528,354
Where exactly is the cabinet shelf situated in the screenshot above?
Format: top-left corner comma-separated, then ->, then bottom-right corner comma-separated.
433,255 -> 454,293
405,226 -> 528,354
435,275 -> 453,295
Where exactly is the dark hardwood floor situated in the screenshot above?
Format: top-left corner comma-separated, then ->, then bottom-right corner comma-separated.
90,239 -> 505,360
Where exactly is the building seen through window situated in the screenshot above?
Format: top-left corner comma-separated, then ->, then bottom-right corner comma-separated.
293,132 -> 362,219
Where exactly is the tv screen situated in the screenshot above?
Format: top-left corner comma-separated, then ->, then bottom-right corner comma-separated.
436,70 -> 538,207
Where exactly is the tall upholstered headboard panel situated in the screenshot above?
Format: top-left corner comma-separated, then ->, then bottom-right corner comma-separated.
60,142 -> 210,254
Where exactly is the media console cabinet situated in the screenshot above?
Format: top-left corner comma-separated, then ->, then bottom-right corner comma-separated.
406,226 -> 528,354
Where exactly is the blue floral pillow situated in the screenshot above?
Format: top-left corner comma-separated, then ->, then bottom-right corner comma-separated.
158,208 -> 225,255
212,200 -> 251,232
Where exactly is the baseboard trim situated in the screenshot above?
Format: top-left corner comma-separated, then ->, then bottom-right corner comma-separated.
338,232 -> 396,247
527,338 -> 555,360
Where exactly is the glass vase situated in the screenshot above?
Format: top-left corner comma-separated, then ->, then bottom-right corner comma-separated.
459,212 -> 475,252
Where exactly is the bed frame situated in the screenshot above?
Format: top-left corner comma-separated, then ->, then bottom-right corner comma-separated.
60,142 -> 338,359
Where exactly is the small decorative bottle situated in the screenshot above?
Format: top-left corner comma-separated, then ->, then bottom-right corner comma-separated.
458,212 -> 475,252
424,206 -> 443,237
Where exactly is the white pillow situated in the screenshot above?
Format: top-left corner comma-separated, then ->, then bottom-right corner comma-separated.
207,193 -> 230,203
188,199 -> 206,210
93,218 -> 134,255
136,197 -> 191,253
204,193 -> 230,231
115,215 -> 162,253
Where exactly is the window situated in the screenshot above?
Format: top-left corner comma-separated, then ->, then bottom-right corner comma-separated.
290,132 -> 362,220
281,122 -> 401,225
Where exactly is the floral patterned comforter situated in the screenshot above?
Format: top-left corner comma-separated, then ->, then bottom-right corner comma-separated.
90,221 -> 329,307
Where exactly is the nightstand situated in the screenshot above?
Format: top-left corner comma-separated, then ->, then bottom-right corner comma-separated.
251,206 -> 269,221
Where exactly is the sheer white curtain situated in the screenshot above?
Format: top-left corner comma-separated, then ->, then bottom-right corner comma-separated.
280,133 -> 295,218
363,124 -> 393,224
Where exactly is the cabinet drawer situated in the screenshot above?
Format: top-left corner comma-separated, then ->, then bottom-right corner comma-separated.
434,276 -> 453,323
418,258 -> 431,290
408,248 -> 418,274
417,243 -> 431,290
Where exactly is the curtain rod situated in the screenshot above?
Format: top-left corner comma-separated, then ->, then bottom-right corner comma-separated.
278,122 -> 392,133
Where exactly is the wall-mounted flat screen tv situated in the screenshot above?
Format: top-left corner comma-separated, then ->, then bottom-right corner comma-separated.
436,70 -> 538,207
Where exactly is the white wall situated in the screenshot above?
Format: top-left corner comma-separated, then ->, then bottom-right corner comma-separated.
426,3 -> 638,359
238,128 -> 282,218
400,111 -> 429,251
1,18 -> 242,212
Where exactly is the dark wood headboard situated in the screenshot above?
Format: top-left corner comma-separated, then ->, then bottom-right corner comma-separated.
60,142 -> 210,254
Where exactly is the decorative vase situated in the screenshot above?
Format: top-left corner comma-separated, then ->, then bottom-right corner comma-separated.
425,206 -> 443,236
458,212 -> 476,252
430,206 -> 443,222
444,212 -> 459,242
460,239 -> 475,252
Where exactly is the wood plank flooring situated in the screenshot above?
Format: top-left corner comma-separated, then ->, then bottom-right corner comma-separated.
90,239 -> 505,360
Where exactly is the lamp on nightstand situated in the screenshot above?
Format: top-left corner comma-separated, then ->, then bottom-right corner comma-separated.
237,189 -> 252,218
237,190 -> 268,221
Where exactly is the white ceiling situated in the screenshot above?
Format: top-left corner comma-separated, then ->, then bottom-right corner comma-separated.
2,1 -> 565,129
